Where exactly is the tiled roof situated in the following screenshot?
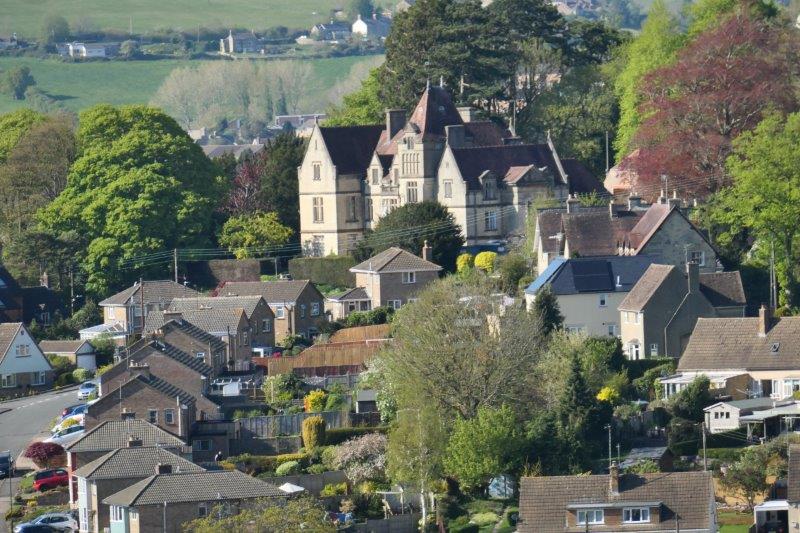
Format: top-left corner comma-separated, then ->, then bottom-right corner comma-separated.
202,144 -> 264,160
408,85 -> 464,137
536,210 -> 566,255
678,316 -> 800,371
562,158 -> 606,195
627,204 -> 674,250
563,209 -> 643,257
156,319 -> 227,354
527,256 -> 656,296
130,374 -> 196,406
518,471 -> 714,532
66,419 -> 186,452
74,446 -> 204,480
100,280 -> 199,307
128,340 -> 214,376
620,266 -> 746,312
169,296 -> 264,318
350,247 -> 441,273
463,121 -> 511,146
450,144 -> 561,190
39,340 -> 90,354
103,470 -> 284,506
618,264 -> 676,311
318,125 -> 384,175
699,271 -> 746,308
327,287 -> 370,301
148,308 -> 246,336
789,445 -> 800,502
0,322 -> 21,361
218,280 -> 319,304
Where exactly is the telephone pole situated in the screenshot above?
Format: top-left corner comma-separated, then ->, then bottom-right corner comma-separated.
173,248 -> 178,283
701,422 -> 707,471
605,424 -> 612,468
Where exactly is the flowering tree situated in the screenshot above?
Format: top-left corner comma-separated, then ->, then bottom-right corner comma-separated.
334,433 -> 387,485
23,442 -> 65,469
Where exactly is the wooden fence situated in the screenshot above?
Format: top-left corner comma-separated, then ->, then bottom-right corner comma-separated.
239,410 -> 348,438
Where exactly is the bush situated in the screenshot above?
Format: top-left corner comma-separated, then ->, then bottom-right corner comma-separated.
320,482 -> 349,497
302,416 -> 327,449
668,417 -> 699,456
456,253 -> 474,273
326,426 -> 389,446
60,418 -> 79,429
306,464 -> 327,474
304,390 -> 327,413
23,442 -> 64,469
320,446 -> 339,471
474,251 -> 497,273
72,368 -> 93,383
227,452 -> 309,475
706,447 -> 746,462
707,428 -> 750,449
448,516 -> 479,533
95,363 -> 114,377
54,373 -> 73,387
334,433 -> 387,485
471,512 -> 500,527
289,256 -> 356,288
275,460 -> 301,476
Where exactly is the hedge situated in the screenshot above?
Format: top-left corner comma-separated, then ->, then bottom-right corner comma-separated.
624,358 -> 676,381
325,426 -> 389,446
705,447 -> 746,462
288,256 -> 356,288
225,452 -> 309,475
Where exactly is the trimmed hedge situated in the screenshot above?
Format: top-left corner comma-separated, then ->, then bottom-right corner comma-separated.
226,452 -> 309,475
288,256 -> 356,288
325,426 -> 389,446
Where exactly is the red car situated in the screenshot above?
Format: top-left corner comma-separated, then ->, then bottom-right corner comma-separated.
32,468 -> 69,491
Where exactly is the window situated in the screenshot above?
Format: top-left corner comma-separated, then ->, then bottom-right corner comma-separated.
347,301 -> 357,313
262,318 -> 271,332
347,196 -> 358,221
15,344 -> 29,357
634,312 -> 641,325
566,325 -> 586,334
300,304 -> 306,318
714,412 -> 719,419
312,163 -> 321,180
198,503 -> 209,518
444,180 -> 453,199
406,181 -> 418,203
194,439 -> 211,451
111,506 -> 125,522
623,508 -> 650,524
242,330 -> 249,345
725,411 -> 731,419
195,351 -> 206,360
312,197 -> 324,223
599,294 -> 607,307
311,302 -> 320,316
31,372 -> 46,386
484,182 -> 496,200
607,324 -> 618,336
371,168 -> 380,184
164,409 -> 175,425
485,211 -> 498,231
577,509 -> 604,525
148,409 -> 158,424
650,343 -> 659,356
629,343 -> 641,360
402,272 -> 416,284
689,250 -> 705,266
388,300 -> 402,310
1,374 -> 15,388
275,306 -> 286,319
365,198 -> 373,221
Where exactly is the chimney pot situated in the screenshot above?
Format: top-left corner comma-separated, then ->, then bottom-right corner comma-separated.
758,304 -> 772,337
422,240 -> 432,262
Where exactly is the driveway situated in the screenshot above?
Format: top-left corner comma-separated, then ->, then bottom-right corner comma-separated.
0,388 -> 78,533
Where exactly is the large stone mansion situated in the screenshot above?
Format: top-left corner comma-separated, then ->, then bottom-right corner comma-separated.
298,84 -> 602,256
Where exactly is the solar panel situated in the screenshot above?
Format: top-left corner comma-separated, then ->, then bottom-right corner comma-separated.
571,260 -> 614,292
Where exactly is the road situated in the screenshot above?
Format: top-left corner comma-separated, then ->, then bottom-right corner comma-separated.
0,388 -> 77,533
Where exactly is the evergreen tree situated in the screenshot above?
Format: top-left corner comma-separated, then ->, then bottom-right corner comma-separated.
530,284 -> 564,335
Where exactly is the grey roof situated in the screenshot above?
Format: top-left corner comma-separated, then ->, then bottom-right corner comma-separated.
350,247 -> 442,273
218,280 -> 320,304
169,296 -> 264,318
128,374 -> 196,406
128,340 -> 214,377
39,340 -> 91,354
155,319 -> 227,353
704,397 -> 778,412
518,471 -> 714,532
618,264 -> 675,311
529,256 -> 656,296
100,281 -> 199,307
699,271 -> 746,308
328,287 -> 370,301
66,419 -> 186,452
147,308 -> 246,336
74,446 -> 204,480
678,316 -> 800,371
201,144 -> 265,160
318,125 -> 384,175
620,447 -> 669,469
103,470 -> 284,507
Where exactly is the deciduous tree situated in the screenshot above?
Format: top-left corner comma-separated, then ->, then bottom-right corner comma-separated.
218,211 -> 293,259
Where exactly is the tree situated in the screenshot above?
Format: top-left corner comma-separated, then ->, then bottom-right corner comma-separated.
629,11 -> 800,198
530,284 -> 564,336
496,253 -> 529,294
443,405 -> 524,492
456,253 -> 474,273
670,376 -> 712,422
355,201 -> 463,271
37,105 -> 225,295
0,109 -> 45,163
720,445 -> 773,510
667,417 -> 699,455
218,212 -> 292,259
184,496 -> 335,532
325,68 -> 385,127
302,416 -> 326,449
258,132 -> 306,234
0,66 -> 35,100
334,432 -> 387,485
23,442 -> 65,469
40,14 -> 70,45
349,0 -> 375,18
119,40 -> 140,58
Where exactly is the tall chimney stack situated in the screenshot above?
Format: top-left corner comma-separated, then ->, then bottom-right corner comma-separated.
686,261 -> 699,294
422,240 -> 432,262
565,194 -> 580,214
628,192 -> 642,210
758,304 -> 772,337
609,461 -> 619,496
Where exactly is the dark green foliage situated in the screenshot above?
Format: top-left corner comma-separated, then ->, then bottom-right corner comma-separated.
30,302 -> 102,341
630,360 -> 676,400
349,0 -> 375,18
325,426 -> 389,446
530,284 -> 564,336
0,66 -> 35,100
40,15 -> 70,45
667,417 -> 699,456
354,201 -> 463,271
288,256 -> 356,288
344,306 -> 394,327
497,254 -> 529,295
670,376 -> 712,422
448,516 -> 480,533
706,429 -> 749,449
258,133 -> 306,235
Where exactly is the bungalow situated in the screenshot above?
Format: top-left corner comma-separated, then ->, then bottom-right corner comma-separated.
38,340 -> 97,371
703,397 -> 779,434
0,323 -> 54,393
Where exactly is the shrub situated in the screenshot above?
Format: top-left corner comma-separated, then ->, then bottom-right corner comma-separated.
625,459 -> 660,473
60,418 -> 79,429
23,442 -> 65,469
320,446 -> 338,471
707,428 -> 750,448
344,306 -> 394,327
227,452 -> 310,475
289,256 -> 356,288
456,253 -> 474,273
275,460 -> 301,476
302,416 -> 327,449
334,433 -> 387,485
306,464 -> 327,474
326,426 -> 389,445
54,373 -> 73,387
449,516 -> 479,533
596,386 -> 621,404
471,512 -> 500,527
474,251 -> 497,273
320,482 -> 348,497
304,389 -> 327,412
72,368 -> 93,383
95,363 -> 114,377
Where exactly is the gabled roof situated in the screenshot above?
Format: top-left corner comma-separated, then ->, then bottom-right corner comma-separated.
678,316 -> 800,371
561,158 -> 605,195
350,247 -> 442,273
563,209 -> 643,257
618,264 -> 676,311
0,322 -> 22,361
328,287 -> 371,301
127,340 -> 214,377
124,374 -> 196,406
169,296 -> 264,318
147,307 -> 247,337
526,256 -> 656,296
39,340 -> 91,354
74,446 -> 205,480
155,319 -> 227,354
318,125 -> 384,175
100,281 -> 200,307
103,470 -> 283,507
699,271 -> 746,308
66,419 -> 186,452
518,471 -> 714,532
450,144 -> 560,190
218,280 -> 320,304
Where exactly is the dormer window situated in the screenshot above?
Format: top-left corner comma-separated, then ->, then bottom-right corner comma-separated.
623,508 -> 650,524
577,509 -> 604,525
371,168 -> 380,185
484,181 -> 497,200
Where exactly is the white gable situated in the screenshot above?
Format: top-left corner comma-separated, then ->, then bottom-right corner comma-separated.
0,326 -> 53,374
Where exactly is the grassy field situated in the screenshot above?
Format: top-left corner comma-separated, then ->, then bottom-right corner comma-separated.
718,510 -> 752,533
0,0 -> 344,39
0,55 -> 381,115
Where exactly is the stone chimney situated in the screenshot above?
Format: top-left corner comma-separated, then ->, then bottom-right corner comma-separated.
668,190 -> 682,209
608,200 -> 616,219
657,189 -> 667,205
609,461 -> 619,496
565,194 -> 580,214
627,192 -> 642,210
386,109 -> 406,139
758,304 -> 772,337
127,436 -> 143,447
128,362 -> 150,380
422,240 -> 433,262
155,463 -> 173,475
456,106 -> 477,123
687,261 -> 699,294
445,124 -> 465,148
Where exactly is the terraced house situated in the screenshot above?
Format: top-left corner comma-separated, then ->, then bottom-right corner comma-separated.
298,84 -> 602,256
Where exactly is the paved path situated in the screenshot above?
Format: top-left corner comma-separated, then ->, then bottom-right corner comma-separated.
0,388 -> 78,533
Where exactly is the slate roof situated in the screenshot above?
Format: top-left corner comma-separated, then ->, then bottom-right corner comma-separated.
318,125 -> 384,175
408,85 -> 464,138
698,272 -> 746,308
201,144 -> 264,160
66,419 -> 186,452
103,470 -> 284,506
627,204 -> 674,251
126,374 -> 196,406
518,471 -> 714,533
39,340 -> 90,354
618,264 -> 675,311
328,287 -> 371,301
350,247 -> 442,273
74,446 -> 204,480
525,256 -> 656,296
100,281 -> 200,307
169,296 -> 263,318
155,319 -> 227,353
788,445 -> 800,502
127,340 -> 214,376
218,280 -> 319,304
563,209 -> 644,257
451,144 -> 562,190
562,158 -> 606,195
463,121 -> 512,146
147,308 -> 246,336
678,316 -> 800,371
620,447 -> 670,469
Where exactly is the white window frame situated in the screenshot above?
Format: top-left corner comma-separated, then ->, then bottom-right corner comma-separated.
607,324 -> 618,336
650,343 -> 659,356
312,163 -> 321,181
1,374 -> 16,388
484,210 -> 498,231
198,503 -> 209,518
31,371 -> 46,386
311,302 -> 320,316
629,343 -> 641,360
195,351 -> 205,360
406,181 -> 418,203
634,312 -> 641,325
164,408 -> 175,425
689,250 -> 705,266
443,180 -> 453,199
312,197 -> 324,223
599,294 -> 607,307
402,272 -> 416,284
577,509 -> 604,525
300,304 -> 306,318
15,344 -> 30,357
110,506 -> 125,522
388,300 -> 402,310
623,507 -> 650,524
275,306 -> 286,319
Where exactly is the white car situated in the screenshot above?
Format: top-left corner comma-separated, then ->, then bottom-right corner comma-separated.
52,414 -> 85,434
45,425 -> 85,446
13,512 -> 78,532
76,382 -> 97,400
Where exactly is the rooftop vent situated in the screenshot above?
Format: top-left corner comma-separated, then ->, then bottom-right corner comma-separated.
771,342 -> 780,354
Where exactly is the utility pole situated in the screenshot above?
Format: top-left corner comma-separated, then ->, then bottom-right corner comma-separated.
616,443 -> 621,464
605,130 -> 610,173
173,248 -> 178,284
605,424 -> 612,468
701,422 -> 707,471
675,514 -> 680,533
69,266 -> 75,315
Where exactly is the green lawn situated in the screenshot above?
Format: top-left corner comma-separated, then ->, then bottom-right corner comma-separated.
719,510 -> 752,533
720,526 -> 750,533
0,55 -> 381,115
1,0 -> 342,40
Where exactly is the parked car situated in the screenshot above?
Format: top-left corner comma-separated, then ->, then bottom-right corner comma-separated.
0,450 -> 11,479
12,524 -> 60,532
44,425 -> 85,446
32,468 -> 69,491
52,414 -> 85,434
60,404 -> 83,419
76,382 -> 96,400
13,512 -> 76,532
60,404 -> 88,421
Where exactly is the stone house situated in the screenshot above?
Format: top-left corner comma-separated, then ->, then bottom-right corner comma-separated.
518,465 -> 716,532
0,322 -> 54,393
351,14 -> 391,39
39,340 -> 97,371
310,21 -> 352,41
74,445 -> 204,533
524,256 -> 656,337
219,30 -> 261,54
103,470 -> 283,533
534,193 -> 718,276
298,85 -> 602,256
326,247 -> 441,319
216,280 -> 327,342
618,262 -> 746,359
